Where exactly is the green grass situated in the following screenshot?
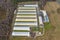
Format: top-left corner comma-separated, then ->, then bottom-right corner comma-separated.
13,30 -> 29,32
44,22 -> 52,31
12,36 -> 32,40
12,36 -> 27,40
39,28 -> 43,33
32,27 -> 38,31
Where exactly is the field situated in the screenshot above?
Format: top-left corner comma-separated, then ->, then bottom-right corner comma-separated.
44,2 -> 60,40
44,22 -> 52,31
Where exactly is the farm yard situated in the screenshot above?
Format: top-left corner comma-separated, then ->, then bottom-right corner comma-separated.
44,1 -> 60,40
31,1 -> 60,40
0,0 -> 60,40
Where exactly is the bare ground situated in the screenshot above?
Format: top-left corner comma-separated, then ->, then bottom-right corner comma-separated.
44,2 -> 60,40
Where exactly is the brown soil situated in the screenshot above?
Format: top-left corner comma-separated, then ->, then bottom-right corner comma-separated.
44,2 -> 60,40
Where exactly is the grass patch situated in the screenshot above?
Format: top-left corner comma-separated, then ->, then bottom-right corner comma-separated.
39,28 -> 43,33
31,27 -> 38,31
44,22 -> 52,31
12,36 -> 27,40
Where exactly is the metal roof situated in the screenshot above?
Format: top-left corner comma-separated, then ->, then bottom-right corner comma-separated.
39,16 -> 43,25
12,32 -> 30,36
13,27 -> 30,30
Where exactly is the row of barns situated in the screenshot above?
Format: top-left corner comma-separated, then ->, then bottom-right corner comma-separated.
12,3 -> 49,37
12,4 -> 38,36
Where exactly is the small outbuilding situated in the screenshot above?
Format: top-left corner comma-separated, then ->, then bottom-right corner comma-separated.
40,10 -> 49,22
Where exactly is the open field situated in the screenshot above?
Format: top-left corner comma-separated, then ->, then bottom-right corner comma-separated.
44,1 -> 60,40
44,22 -> 52,31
